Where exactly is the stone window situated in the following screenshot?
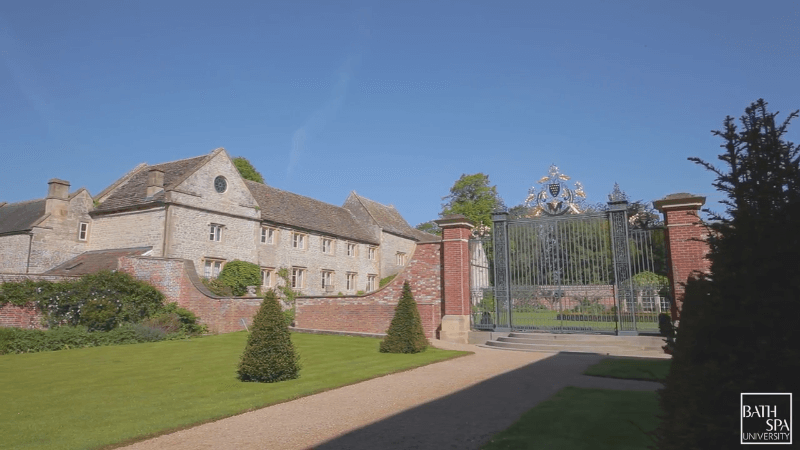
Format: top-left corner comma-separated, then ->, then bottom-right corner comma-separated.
368,246 -> 376,260
396,252 -> 406,265
261,268 -> 273,288
321,270 -> 334,290
346,272 -> 356,291
209,224 -> 223,242
292,233 -> 306,250
346,243 -> 357,257
78,222 -> 89,241
366,274 -> 376,292
261,227 -> 275,244
322,238 -> 334,254
291,267 -> 305,288
204,259 -> 225,278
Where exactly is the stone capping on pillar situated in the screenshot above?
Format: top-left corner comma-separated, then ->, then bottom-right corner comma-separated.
434,214 -> 474,344
653,192 -> 709,320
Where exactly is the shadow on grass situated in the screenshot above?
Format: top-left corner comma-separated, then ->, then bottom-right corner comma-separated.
314,352 -> 664,450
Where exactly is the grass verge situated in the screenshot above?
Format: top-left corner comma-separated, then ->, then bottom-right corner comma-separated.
584,357 -> 671,381
481,387 -> 660,450
0,332 -> 467,450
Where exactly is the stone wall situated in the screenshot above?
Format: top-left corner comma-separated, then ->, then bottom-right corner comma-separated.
0,234 -> 31,274
27,191 -> 93,273
295,242 -> 443,339
379,231 -> 417,277
89,208 -> 166,256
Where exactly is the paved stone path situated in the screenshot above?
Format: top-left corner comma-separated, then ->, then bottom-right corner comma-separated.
121,342 -> 663,450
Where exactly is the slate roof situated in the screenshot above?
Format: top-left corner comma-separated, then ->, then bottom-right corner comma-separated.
244,180 -> 380,245
45,247 -> 153,276
0,199 -> 46,235
347,193 -> 440,242
93,155 -> 208,213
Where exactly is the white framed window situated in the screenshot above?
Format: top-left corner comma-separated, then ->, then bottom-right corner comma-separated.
396,252 -> 406,265
322,238 -> 334,254
260,227 -> 275,244
367,274 -> 377,292
261,268 -> 273,288
321,270 -> 334,290
78,222 -> 89,241
346,272 -> 356,291
209,224 -> 223,242
368,246 -> 376,260
347,243 -> 357,257
291,267 -> 305,288
203,259 -> 225,278
292,233 -> 306,250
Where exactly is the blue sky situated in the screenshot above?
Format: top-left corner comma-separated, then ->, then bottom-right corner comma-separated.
1,0 -> 798,226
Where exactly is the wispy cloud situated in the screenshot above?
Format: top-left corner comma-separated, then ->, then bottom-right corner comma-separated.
287,54 -> 360,177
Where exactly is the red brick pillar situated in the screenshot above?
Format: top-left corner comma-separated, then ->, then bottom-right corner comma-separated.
434,215 -> 474,343
653,193 -> 711,320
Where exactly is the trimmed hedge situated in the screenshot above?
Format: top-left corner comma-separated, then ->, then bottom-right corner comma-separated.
0,324 -> 185,355
380,281 -> 427,354
237,290 -> 300,383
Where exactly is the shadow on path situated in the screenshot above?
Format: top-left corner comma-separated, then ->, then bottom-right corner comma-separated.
315,352 -> 663,450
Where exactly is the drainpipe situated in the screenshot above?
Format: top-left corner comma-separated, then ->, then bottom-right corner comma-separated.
25,232 -> 33,273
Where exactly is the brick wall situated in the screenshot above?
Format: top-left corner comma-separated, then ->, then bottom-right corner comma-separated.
295,242 -> 443,339
654,194 -> 711,319
0,273 -> 79,329
118,256 -> 262,334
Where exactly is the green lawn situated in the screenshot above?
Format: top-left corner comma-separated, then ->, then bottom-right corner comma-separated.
481,387 -> 660,450
0,332 -> 467,450
584,357 -> 671,381
481,357 -> 667,449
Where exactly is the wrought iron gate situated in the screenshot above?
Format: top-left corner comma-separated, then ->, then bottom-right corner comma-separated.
470,180 -> 669,335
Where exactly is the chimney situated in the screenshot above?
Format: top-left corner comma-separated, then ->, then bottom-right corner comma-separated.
146,169 -> 165,198
45,179 -> 70,216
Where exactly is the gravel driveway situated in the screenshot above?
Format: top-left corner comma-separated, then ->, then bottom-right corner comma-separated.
121,341 -> 662,450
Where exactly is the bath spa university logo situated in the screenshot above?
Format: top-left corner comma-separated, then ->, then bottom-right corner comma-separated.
741,393 -> 792,444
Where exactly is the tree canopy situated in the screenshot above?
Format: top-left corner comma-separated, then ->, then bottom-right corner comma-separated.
653,99 -> 800,449
232,156 -> 265,184
441,173 -> 504,228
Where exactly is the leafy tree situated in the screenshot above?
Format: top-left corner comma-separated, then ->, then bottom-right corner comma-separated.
441,173 -> 504,229
237,290 -> 300,382
232,156 -> 265,184
653,99 -> 800,449
379,281 -> 428,353
415,221 -> 441,236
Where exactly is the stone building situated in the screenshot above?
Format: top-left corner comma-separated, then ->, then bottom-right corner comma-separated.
0,148 -> 437,296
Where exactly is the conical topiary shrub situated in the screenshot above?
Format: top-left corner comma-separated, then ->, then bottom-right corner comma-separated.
379,281 -> 428,353
237,290 -> 300,382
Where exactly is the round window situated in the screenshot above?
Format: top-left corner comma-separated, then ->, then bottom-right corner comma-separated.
214,176 -> 227,193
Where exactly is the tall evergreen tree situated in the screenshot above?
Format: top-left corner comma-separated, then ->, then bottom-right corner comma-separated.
380,281 -> 428,353
238,290 -> 300,382
653,99 -> 800,449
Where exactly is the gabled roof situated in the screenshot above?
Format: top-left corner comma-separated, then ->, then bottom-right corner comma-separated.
45,247 -> 153,276
244,180 -> 380,245
0,199 -> 46,235
345,192 -> 440,242
93,154 -> 210,213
